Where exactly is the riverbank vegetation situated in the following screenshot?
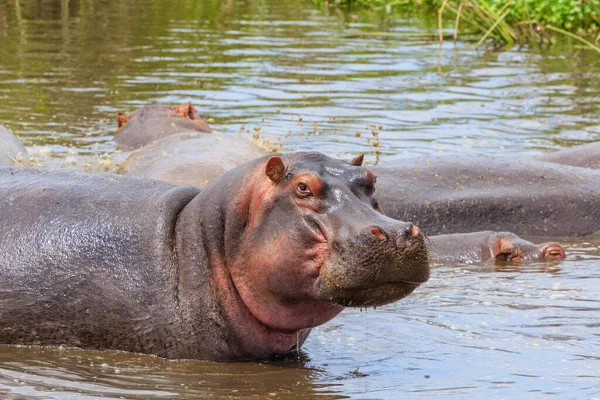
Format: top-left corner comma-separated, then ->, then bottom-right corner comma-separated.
317,0 -> 600,50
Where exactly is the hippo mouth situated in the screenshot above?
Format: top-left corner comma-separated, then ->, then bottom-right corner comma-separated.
317,230 -> 430,308
321,280 -> 423,308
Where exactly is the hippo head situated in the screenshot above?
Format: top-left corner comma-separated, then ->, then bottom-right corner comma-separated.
114,103 -> 212,150
491,233 -> 566,263
224,152 -> 429,333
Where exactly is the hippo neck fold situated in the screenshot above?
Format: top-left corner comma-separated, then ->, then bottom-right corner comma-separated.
174,161 -> 310,360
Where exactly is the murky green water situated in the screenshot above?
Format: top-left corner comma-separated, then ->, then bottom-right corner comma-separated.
1,0 -> 600,398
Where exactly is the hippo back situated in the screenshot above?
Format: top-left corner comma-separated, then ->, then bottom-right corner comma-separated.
0,167 -> 200,355
119,132 -> 267,187
373,156 -> 600,237
537,142 -> 600,170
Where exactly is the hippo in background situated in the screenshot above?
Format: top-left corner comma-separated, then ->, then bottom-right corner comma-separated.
428,231 -> 565,264
0,125 -> 26,165
372,156 -> 600,237
115,103 -> 212,150
0,152 -> 430,361
115,103 -> 268,185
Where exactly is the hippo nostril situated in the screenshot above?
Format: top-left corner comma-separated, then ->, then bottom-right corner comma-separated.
542,243 -> 566,260
369,226 -> 388,241
402,223 -> 417,238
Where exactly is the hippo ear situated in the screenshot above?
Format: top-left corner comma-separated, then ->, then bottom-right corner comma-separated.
266,156 -> 285,183
116,113 -> 130,129
349,154 -> 364,166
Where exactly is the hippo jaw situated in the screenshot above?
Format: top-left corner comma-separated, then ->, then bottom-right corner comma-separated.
318,228 -> 430,307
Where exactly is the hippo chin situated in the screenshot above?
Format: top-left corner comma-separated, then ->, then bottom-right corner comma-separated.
0,152 -> 429,361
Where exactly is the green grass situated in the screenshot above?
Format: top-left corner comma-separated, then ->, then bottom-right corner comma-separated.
317,0 -> 600,48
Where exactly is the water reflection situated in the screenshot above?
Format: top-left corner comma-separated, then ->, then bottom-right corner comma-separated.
0,346 -> 343,399
1,0 -> 599,164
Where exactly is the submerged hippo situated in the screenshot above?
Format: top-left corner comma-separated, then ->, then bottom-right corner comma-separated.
115,103 -> 212,150
0,125 -> 26,165
428,231 -> 565,264
0,152 -> 429,361
372,155 -> 600,237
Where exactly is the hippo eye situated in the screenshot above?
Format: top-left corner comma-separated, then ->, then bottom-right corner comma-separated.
296,182 -> 312,197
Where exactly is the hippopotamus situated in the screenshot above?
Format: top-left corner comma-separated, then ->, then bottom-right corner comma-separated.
428,231 -> 565,264
0,152 -> 429,361
118,132 -> 267,187
371,155 -> 600,237
0,125 -> 26,165
115,103 -> 212,150
115,102 -> 266,185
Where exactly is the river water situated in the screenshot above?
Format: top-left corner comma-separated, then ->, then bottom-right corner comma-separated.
1,0 -> 599,398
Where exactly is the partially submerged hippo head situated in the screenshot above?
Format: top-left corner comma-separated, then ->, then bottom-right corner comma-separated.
115,103 -> 212,150
216,152 -> 430,333
491,233 -> 566,263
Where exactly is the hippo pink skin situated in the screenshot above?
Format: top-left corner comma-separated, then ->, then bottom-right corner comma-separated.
427,231 -> 565,264
114,103 -> 212,150
0,152 -> 429,361
118,132 -> 267,187
0,125 -> 26,165
372,155 -> 600,237
537,142 -> 600,170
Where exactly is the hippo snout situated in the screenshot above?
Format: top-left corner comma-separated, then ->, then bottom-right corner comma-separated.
540,243 -> 566,261
319,221 -> 430,307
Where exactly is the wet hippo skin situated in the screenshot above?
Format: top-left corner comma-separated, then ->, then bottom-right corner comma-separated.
0,152 -> 429,361
118,132 -> 267,187
372,155 -> 600,237
0,125 -> 26,165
